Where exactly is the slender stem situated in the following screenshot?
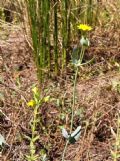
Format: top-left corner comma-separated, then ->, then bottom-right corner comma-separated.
30,105 -> 38,158
70,46 -> 85,132
61,45 -> 86,160
61,67 -> 79,161
79,46 -> 85,64
114,115 -> 120,161
54,0 -> 58,75
70,66 -> 79,133
61,140 -> 69,161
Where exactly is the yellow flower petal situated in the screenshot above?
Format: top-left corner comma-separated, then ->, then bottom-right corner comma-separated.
27,100 -> 35,107
77,24 -> 92,31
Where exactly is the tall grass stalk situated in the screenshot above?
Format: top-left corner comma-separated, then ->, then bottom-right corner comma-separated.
41,0 -> 50,67
41,0 -> 51,79
26,0 -> 42,82
53,0 -> 58,75
86,0 -> 99,25
61,0 -> 68,70
86,0 -> 93,25
45,1 -> 51,69
26,0 -> 51,82
26,0 -> 98,81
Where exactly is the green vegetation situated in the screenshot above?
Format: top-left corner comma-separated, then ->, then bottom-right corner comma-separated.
26,0 -> 99,82
26,87 -> 50,161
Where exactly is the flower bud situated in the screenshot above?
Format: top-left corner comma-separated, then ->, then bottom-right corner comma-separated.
80,36 -> 90,47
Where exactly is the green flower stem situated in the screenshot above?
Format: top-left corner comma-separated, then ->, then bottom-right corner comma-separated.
79,46 -> 85,64
30,105 -> 39,159
61,67 -> 79,161
71,46 -> 85,132
70,66 -> 79,133
61,45 -> 86,161
32,105 -> 38,136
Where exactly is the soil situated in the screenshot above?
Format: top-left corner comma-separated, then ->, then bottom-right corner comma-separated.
0,24 -> 120,161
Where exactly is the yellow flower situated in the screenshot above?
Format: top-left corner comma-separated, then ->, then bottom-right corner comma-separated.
27,100 -> 35,107
32,86 -> 38,94
77,24 -> 92,31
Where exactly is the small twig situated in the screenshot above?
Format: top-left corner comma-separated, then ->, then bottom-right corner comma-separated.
0,110 -> 12,122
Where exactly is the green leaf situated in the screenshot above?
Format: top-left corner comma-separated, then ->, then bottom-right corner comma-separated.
44,96 -> 50,102
24,135 -> 31,141
71,46 -> 80,65
0,92 -> 4,101
26,154 -> 38,161
111,150 -> 117,158
32,136 -> 39,142
0,76 -> 4,83
26,155 -> 31,160
0,134 -> 6,146
116,154 -> 120,158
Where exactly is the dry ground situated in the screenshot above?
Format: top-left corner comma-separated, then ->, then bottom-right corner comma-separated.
0,23 -> 120,161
